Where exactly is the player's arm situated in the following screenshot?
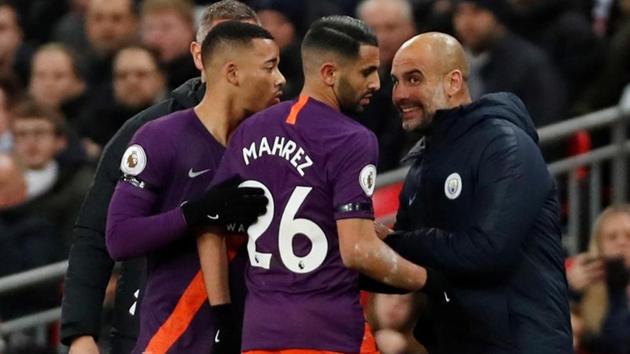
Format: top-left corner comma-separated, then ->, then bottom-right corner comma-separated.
386,129 -> 551,279
337,218 -> 427,291
197,229 -> 231,306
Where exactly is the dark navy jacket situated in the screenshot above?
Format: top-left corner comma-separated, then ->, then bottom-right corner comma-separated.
387,93 -> 573,354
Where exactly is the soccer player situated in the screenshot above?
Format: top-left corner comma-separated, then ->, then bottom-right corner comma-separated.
199,16 -> 431,353
105,21 -> 285,354
60,2 -> 263,353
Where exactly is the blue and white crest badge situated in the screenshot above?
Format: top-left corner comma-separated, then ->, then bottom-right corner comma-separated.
444,172 -> 462,200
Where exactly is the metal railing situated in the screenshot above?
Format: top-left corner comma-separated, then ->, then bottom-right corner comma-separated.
1,92 -> 629,338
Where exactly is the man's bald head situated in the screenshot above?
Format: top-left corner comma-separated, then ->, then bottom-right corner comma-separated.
391,32 -> 471,131
398,32 -> 469,80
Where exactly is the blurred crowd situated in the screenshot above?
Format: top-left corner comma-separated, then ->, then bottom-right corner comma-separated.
0,0 -> 629,353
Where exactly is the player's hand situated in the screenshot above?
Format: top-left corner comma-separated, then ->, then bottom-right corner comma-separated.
69,335 -> 100,354
211,304 -> 241,354
374,222 -> 394,240
566,253 -> 604,293
182,176 -> 267,229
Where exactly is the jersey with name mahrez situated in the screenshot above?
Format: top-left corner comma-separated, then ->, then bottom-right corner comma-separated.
115,108 -> 247,354
213,96 -> 379,352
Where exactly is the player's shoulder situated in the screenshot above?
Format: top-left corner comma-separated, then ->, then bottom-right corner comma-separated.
135,108 -> 195,139
244,101 -> 294,126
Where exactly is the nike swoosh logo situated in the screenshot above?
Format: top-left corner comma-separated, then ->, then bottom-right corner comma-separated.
408,193 -> 417,206
207,214 -> 219,220
444,291 -> 450,303
215,329 -> 221,343
188,168 -> 210,178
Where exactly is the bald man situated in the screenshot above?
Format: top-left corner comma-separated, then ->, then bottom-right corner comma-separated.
380,32 -> 573,353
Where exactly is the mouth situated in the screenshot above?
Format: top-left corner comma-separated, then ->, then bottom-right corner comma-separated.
397,104 -> 421,119
360,94 -> 373,106
271,91 -> 283,104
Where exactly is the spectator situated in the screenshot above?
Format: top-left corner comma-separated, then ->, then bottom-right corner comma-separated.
53,0 -> 90,52
453,0 -> 568,128
28,44 -> 90,164
11,99 -> 93,250
370,293 -> 426,354
140,0 -> 197,90
569,205 -> 630,354
357,0 -> 417,171
79,45 -> 166,159
0,75 -> 23,153
512,0 -> 605,114
0,1 -> 33,86
84,0 -> 138,86
252,0 -> 305,99
28,44 -> 87,119
581,0 -> 630,112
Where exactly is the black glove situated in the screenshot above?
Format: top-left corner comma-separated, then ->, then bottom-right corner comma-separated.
211,304 -> 241,354
181,176 -> 267,229
422,268 -> 452,305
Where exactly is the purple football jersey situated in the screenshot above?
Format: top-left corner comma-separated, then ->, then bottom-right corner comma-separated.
110,108 -> 247,353
213,96 -> 379,352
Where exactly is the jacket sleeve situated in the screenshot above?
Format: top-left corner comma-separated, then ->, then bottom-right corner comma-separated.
387,128 -> 552,279
60,102 -> 171,345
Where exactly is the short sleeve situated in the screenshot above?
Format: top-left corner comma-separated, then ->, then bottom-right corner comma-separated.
119,122 -> 173,190
330,129 -> 379,220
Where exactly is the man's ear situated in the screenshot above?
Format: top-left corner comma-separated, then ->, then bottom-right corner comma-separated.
320,62 -> 337,87
225,62 -> 239,85
191,41 -> 203,71
444,69 -> 464,97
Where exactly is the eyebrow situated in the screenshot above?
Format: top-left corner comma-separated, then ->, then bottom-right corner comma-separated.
403,69 -> 424,78
264,57 -> 279,65
361,65 -> 378,76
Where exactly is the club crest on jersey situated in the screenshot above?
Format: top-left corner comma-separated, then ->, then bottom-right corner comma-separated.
121,144 -> 147,176
359,164 -> 377,197
444,172 -> 462,200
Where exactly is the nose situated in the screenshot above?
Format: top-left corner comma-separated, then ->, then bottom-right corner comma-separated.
275,68 -> 286,87
392,83 -> 408,104
370,73 -> 380,92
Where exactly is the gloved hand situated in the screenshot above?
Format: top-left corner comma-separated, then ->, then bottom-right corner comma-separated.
181,176 -> 267,229
422,268 -> 452,305
211,304 -> 241,354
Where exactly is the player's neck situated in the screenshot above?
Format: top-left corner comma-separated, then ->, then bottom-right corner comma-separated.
300,84 -> 340,112
194,95 -> 239,146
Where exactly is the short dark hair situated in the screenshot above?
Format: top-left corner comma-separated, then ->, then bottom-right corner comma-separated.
201,21 -> 273,65
13,99 -> 67,137
114,44 -> 165,74
302,15 -> 378,60
196,0 -> 259,43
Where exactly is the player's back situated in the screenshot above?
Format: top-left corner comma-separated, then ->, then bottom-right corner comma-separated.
217,96 -> 379,352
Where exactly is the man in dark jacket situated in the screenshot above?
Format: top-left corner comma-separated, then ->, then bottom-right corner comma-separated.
60,1 -> 260,353
385,32 -> 573,353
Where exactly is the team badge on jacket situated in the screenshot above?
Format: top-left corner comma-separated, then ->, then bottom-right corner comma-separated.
444,172 -> 462,200
121,144 -> 147,176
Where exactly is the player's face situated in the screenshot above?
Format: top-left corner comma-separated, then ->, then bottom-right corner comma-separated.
335,45 -> 380,114
238,38 -> 286,114
391,46 -> 448,132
